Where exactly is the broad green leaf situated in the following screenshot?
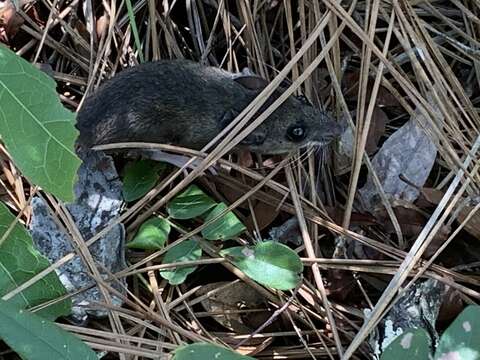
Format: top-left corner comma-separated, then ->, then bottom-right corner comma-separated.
127,217 -> 170,250
220,241 -> 303,290
380,328 -> 431,360
0,202 -> 70,320
122,160 -> 165,202
0,299 -> 97,360
159,239 -> 201,285
167,185 -> 216,219
435,305 -> 480,360
201,203 -> 246,241
0,46 -> 81,202
173,342 -> 255,360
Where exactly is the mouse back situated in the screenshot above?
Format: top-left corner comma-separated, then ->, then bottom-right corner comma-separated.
76,60 -> 254,149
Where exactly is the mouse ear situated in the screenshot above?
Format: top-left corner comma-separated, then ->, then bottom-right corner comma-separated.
233,75 -> 269,90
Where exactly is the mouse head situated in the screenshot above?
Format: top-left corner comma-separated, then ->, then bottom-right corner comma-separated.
231,75 -> 344,154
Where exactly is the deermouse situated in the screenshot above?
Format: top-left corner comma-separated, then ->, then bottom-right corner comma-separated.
76,59 -> 342,155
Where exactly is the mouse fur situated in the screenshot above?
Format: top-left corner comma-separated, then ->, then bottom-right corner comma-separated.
76,59 -> 342,154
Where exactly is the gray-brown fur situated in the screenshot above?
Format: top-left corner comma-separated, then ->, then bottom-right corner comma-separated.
76,60 -> 342,154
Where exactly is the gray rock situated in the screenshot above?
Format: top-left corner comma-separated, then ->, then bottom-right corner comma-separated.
30,151 -> 126,323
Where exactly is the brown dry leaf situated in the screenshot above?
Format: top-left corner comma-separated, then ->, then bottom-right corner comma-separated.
198,281 -> 268,334
418,190 -> 480,239
365,106 -> 387,154
342,72 -> 401,107
416,187 -> 445,207
0,0 -> 23,41
424,224 -> 450,258
325,206 -> 378,226
457,204 -> 480,239
382,206 -> 425,237
215,174 -> 281,220
380,206 -> 450,255
376,86 -> 402,108
437,288 -> 464,324
326,269 -> 355,301
215,181 -> 250,210
244,199 -> 280,232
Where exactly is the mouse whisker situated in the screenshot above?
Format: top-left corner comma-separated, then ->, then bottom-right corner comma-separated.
270,147 -> 317,174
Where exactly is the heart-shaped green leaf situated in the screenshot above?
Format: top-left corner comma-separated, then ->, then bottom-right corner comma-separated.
380,328 -> 431,360
0,47 -> 81,202
202,203 -> 246,241
167,185 -> 216,219
220,240 -> 303,290
435,305 -> 480,360
173,342 -> 255,360
122,160 -> 165,202
127,217 -> 170,250
0,202 -> 70,320
160,239 -> 201,285
0,299 -> 97,360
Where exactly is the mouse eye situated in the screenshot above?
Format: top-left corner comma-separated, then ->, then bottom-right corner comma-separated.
287,125 -> 307,142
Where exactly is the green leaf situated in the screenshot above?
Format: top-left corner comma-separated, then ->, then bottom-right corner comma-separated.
122,160 -> 165,202
173,342 -> 255,360
380,328 -> 431,360
167,185 -> 216,219
127,217 -> 170,250
435,305 -> 480,360
124,0 -> 144,63
0,202 -> 70,320
0,46 -> 81,202
201,203 -> 246,241
0,298 -> 97,360
159,239 -> 201,285
220,241 -> 303,290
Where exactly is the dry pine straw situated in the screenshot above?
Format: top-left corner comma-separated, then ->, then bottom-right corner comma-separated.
1,0 -> 480,359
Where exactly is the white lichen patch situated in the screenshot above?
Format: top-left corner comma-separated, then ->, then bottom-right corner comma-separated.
241,247 -> 255,257
400,332 -> 414,349
437,351 -> 461,360
380,319 -> 404,351
406,305 -> 420,318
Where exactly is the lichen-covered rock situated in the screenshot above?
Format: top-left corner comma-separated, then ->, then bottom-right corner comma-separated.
30,150 -> 126,323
